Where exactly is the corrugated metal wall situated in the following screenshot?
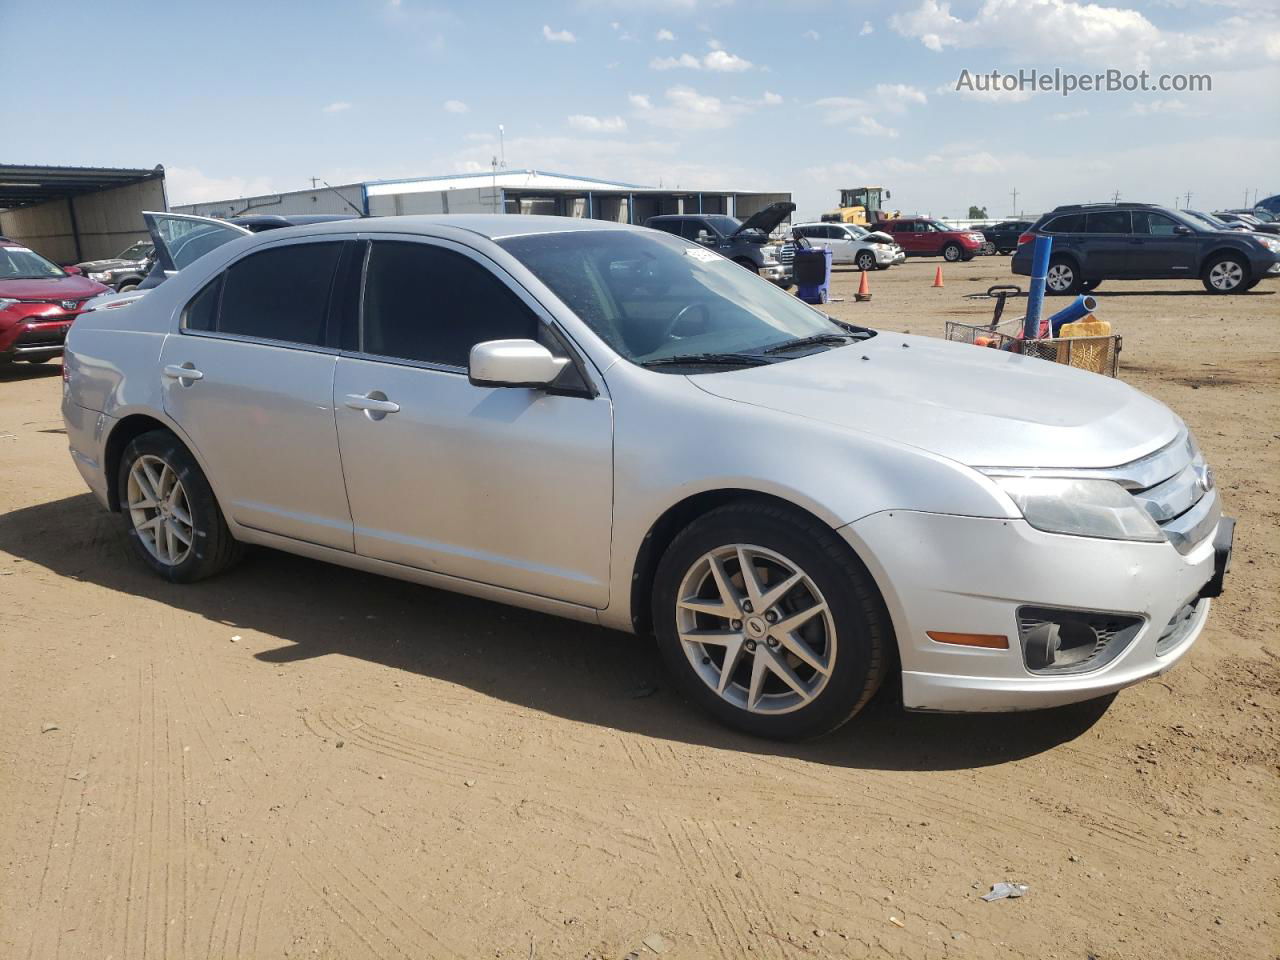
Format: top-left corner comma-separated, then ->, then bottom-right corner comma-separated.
366,187 -> 499,216
0,178 -> 166,263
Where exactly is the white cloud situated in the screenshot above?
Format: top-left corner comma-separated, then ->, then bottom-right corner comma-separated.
322,101 -> 351,113
704,48 -> 752,71
165,167 -> 278,206
859,20 -> 874,36
1051,108 -> 1089,120
651,53 -> 702,69
631,84 -> 743,129
803,29 -> 820,40
853,116 -> 899,137
1131,98 -> 1187,114
443,99 -> 469,114
762,90 -> 783,105
889,0 -> 1279,69
648,45 -> 752,71
656,28 -> 675,40
568,114 -> 628,132
936,80 -> 1037,103
875,83 -> 928,111
542,24 -> 576,43
812,95 -> 872,124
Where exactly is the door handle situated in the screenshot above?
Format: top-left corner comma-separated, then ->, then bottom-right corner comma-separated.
344,392 -> 400,419
163,364 -> 203,383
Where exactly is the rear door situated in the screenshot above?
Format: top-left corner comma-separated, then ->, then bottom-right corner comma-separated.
1082,210 -> 1133,276
159,239 -> 356,550
331,237 -> 613,608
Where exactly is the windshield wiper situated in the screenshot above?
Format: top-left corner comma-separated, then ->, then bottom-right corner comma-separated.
761,332 -> 854,355
640,352 -> 775,368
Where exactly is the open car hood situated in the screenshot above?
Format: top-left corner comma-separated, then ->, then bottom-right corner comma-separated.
731,201 -> 797,239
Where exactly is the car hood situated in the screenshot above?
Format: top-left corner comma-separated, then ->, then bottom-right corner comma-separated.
731,201 -> 797,239
75,257 -> 139,272
689,331 -> 1182,470
864,230 -> 894,244
0,275 -> 110,300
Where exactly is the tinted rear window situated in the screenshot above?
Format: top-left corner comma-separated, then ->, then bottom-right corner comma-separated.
1086,211 -> 1131,233
1043,213 -> 1086,233
216,242 -> 342,345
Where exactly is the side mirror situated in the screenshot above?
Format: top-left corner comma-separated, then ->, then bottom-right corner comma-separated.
469,339 -> 570,389
64,265 -> 83,275
696,231 -> 715,244
1173,225 -> 1191,235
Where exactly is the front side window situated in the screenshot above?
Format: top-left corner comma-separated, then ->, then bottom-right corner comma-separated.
361,241 -> 539,368
212,242 -> 342,345
680,220 -> 712,242
498,229 -> 856,365
1133,212 -> 1181,236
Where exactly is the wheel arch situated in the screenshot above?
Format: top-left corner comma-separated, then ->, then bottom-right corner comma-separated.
1202,245 -> 1252,273
627,489 -> 886,638
103,411 -> 222,514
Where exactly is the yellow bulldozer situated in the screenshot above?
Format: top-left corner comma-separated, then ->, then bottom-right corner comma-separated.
820,186 -> 899,227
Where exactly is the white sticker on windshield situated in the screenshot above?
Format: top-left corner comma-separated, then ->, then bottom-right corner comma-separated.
685,248 -> 720,262
7,246 -> 33,253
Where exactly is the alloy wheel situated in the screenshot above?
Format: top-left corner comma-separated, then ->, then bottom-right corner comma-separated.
127,454 -> 194,566
1208,260 -> 1243,291
1047,263 -> 1074,292
944,245 -> 961,262
857,252 -> 875,271
675,544 -> 836,715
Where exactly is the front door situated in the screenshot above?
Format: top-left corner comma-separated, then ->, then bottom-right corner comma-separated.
332,238 -> 614,608
159,240 -> 354,550
1130,210 -> 1197,277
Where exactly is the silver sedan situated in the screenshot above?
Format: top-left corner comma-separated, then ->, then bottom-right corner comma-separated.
63,215 -> 1231,738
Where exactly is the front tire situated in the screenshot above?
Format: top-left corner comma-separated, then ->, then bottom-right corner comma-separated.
856,251 -> 876,271
118,430 -> 241,582
652,501 -> 891,739
942,243 -> 963,262
734,259 -> 760,274
1201,254 -> 1249,294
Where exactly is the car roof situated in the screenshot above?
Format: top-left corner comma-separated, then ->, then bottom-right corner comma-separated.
246,214 -> 649,242
1049,202 -> 1163,212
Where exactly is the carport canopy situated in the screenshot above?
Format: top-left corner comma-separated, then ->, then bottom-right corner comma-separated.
0,163 -> 165,210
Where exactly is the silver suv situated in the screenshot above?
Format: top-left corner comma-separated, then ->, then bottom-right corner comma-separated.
63,215 -> 1233,738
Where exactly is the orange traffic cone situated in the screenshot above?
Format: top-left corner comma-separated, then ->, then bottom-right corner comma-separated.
932,266 -> 945,288
855,269 -> 872,302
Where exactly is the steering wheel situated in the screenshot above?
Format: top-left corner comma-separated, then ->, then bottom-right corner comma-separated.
657,302 -> 711,343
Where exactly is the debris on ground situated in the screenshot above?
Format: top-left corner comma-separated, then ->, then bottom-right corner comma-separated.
40,723 -> 59,733
889,916 -> 906,928
981,882 -> 1030,901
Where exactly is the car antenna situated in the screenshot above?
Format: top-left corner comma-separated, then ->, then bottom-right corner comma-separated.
319,179 -> 368,218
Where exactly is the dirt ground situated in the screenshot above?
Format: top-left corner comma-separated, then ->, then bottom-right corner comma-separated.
1,258 -> 1277,960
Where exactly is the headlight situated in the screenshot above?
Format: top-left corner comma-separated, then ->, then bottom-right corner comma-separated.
1256,236 -> 1280,253
88,271 -> 112,282
760,244 -> 777,258
993,476 -> 1163,542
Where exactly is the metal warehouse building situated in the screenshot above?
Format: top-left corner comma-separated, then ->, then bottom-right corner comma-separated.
173,169 -> 792,226
0,163 -> 166,263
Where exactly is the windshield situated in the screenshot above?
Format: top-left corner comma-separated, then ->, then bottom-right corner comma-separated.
498,230 -> 856,366
702,215 -> 741,237
1185,210 -> 1227,229
118,241 -> 153,260
0,245 -> 65,279
925,220 -> 951,232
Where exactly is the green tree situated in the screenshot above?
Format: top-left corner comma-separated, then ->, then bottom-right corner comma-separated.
968,205 -> 988,219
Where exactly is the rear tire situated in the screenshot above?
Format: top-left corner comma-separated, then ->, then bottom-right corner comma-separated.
117,430 -> 242,583
1201,254 -> 1249,294
651,500 -> 891,740
1046,258 -> 1082,295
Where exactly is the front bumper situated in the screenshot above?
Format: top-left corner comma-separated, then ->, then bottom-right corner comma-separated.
875,247 -> 906,265
0,315 -> 76,359
842,510 -> 1228,712
760,262 -> 791,283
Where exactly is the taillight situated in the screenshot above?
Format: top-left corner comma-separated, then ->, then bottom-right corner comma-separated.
1017,232 -> 1035,245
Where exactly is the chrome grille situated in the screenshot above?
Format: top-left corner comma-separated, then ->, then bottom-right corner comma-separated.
1128,435 -> 1219,555
778,242 -> 795,265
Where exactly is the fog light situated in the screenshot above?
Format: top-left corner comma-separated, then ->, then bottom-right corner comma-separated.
1017,607 -> 1143,675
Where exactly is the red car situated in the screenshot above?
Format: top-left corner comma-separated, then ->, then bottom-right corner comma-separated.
872,217 -> 986,262
1,239 -> 110,365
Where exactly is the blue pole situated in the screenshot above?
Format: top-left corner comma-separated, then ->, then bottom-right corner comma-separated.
1023,235 -> 1053,339
1047,294 -> 1097,336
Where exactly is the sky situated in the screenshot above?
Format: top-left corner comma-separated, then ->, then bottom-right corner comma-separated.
2,0 -> 1278,222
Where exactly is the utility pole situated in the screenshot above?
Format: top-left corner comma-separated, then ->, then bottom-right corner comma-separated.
310,177 -> 319,189
1184,190 -> 1192,209
1010,187 -> 1018,215
498,124 -> 506,169
1111,189 -> 1121,204
491,156 -> 500,213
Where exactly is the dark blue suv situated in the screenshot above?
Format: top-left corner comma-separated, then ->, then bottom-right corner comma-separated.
1012,202 -> 1280,294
